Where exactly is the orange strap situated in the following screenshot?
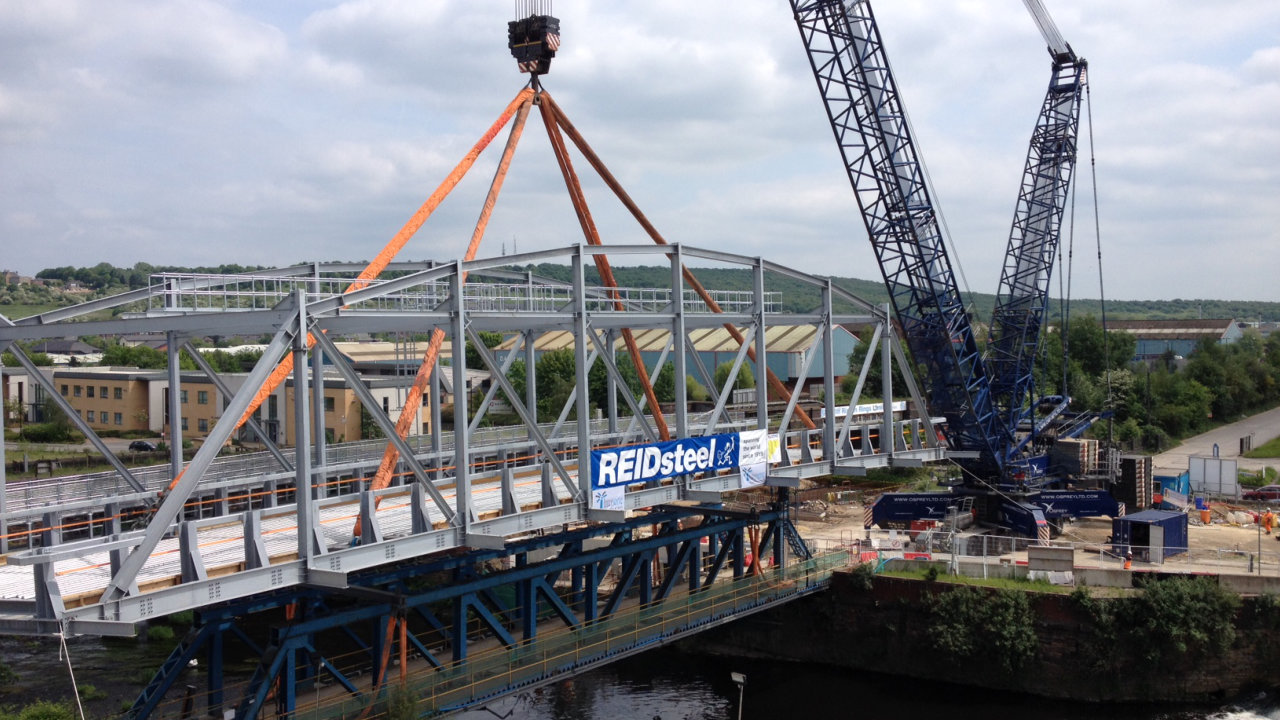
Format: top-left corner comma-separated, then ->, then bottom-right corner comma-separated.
165,88 -> 534,492
354,96 -> 534,535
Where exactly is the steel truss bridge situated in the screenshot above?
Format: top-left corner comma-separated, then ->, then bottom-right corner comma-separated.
0,246 -> 943,717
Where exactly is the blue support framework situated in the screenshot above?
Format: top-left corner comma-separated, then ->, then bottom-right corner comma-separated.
127,506 -> 802,719
788,0 -> 1006,479
986,54 -> 1087,472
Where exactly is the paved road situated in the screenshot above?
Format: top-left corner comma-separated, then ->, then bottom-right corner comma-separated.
1152,405 -> 1280,475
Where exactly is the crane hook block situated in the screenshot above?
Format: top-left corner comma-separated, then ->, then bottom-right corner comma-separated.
508,13 -> 561,75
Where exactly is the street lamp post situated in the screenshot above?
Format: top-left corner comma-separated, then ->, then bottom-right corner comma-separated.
731,672 -> 746,720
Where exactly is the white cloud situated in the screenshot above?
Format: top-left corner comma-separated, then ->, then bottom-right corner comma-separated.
1,0 -> 1278,304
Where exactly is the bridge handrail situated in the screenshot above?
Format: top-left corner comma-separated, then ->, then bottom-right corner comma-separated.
304,550 -> 850,717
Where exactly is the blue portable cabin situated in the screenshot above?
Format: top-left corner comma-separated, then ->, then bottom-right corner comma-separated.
1154,468 -> 1192,510
1111,509 -> 1189,562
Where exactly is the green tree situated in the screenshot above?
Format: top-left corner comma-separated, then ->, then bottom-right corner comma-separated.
712,360 -> 755,394
588,353 -> 643,413
465,331 -> 504,370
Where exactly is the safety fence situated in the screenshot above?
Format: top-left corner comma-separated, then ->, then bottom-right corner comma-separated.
799,526 -> 1280,580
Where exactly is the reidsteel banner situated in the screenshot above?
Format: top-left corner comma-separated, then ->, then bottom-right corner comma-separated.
590,433 -> 740,491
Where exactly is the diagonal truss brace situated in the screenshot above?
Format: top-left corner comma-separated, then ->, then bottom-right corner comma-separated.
308,330 -> 459,524
465,328 -> 581,502
0,316 -> 146,494
100,301 -> 303,603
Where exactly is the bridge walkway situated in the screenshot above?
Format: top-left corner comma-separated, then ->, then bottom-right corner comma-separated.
206,550 -> 851,719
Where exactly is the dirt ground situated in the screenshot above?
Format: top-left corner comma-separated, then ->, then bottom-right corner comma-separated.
794,496 -> 1280,556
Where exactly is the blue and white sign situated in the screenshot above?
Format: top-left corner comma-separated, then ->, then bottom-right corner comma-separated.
591,433 -> 739,491
738,429 -> 769,488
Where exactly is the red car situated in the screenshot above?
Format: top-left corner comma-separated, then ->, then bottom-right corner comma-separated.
1243,484 -> 1280,502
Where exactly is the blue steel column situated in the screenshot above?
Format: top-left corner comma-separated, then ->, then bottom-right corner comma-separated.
573,249 -> 592,497
451,264 -> 471,530
293,289 -> 316,563
166,331 -> 182,479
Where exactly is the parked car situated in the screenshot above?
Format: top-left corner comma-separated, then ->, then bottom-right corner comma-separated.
128,440 -> 157,452
1242,484 -> 1280,502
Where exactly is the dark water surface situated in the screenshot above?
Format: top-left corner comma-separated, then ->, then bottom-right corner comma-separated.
7,634 -> 1278,719
482,648 -> 1280,720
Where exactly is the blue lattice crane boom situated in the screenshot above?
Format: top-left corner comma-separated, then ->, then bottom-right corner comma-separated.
786,0 -> 1009,480
789,0 -> 1119,535
986,0 -> 1087,472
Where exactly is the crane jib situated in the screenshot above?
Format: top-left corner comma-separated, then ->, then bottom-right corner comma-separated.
790,0 -> 1087,492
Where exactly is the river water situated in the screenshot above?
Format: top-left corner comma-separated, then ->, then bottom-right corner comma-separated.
7,634 -> 1278,719
481,648 -> 1280,720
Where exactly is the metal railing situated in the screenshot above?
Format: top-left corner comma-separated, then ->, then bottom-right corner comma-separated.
147,273 -> 781,316
300,551 -> 850,719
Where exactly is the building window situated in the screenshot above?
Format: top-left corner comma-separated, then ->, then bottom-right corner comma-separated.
87,386 -> 94,398
181,417 -> 188,431
198,390 -> 209,405
324,396 -> 335,412
87,410 -> 95,422
100,386 -> 108,398
114,387 -> 123,400
61,385 -> 68,396
198,418 -> 208,432
382,397 -> 389,413
180,389 -> 188,404
114,412 -> 123,425
74,385 -> 82,397
268,395 -> 278,419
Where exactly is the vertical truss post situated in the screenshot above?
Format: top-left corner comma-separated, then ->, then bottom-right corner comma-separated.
430,362 -> 443,480
451,264 -> 472,528
605,328 -> 618,434
166,331 -> 183,480
311,336 -> 327,486
523,328 -> 538,444
822,281 -> 837,462
572,248 -> 593,499
293,289 -> 317,564
754,259 -> 769,429
670,246 -> 688,438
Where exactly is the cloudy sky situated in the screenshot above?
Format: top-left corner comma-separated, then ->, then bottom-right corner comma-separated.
2,1 -> 1278,302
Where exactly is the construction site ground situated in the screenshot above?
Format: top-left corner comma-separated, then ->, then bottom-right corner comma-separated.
790,406 -> 1280,577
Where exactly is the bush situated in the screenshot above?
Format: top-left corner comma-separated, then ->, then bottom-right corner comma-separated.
0,700 -> 78,720
927,586 -> 1038,675
18,423 -> 74,443
1073,575 -> 1240,674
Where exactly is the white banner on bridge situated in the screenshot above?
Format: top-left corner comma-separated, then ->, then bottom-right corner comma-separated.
739,429 -> 768,487
1189,456 -> 1239,498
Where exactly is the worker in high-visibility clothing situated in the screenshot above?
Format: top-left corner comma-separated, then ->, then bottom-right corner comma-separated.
1263,509 -> 1275,536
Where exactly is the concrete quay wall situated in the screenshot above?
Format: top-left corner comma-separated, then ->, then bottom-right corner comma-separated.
691,571 -> 1280,703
